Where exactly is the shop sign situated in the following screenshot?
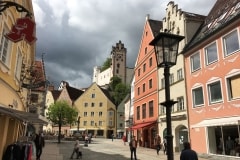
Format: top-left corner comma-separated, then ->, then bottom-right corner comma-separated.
5,17 -> 37,44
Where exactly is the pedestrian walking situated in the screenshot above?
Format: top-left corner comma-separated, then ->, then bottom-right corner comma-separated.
180,141 -> 198,160
129,136 -> 138,160
163,137 -> 167,155
34,131 -> 45,160
70,140 -> 81,159
154,134 -> 161,155
122,135 -> 127,145
111,133 -> 114,141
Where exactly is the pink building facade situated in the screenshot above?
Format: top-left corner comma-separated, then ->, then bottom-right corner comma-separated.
184,0 -> 240,158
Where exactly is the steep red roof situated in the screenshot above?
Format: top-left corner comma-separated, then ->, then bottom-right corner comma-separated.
51,90 -> 61,101
66,85 -> 84,101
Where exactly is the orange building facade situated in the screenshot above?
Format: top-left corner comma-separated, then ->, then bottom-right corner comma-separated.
133,15 -> 162,148
184,0 -> 240,158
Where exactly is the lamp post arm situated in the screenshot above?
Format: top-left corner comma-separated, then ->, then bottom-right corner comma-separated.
0,1 -> 32,16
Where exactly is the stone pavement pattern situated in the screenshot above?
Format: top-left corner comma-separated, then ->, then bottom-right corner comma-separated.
41,138 -> 209,160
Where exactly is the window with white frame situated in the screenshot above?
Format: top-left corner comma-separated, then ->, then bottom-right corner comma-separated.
83,121 -> 87,126
142,103 -> 146,119
223,29 -> 239,56
190,52 -> 200,72
84,112 -> 87,117
171,100 -> 175,113
149,101 -> 154,117
143,63 -> 146,72
91,112 -> 94,117
84,102 -> 88,107
205,42 -> 218,65
0,28 -> 11,65
138,68 -> 140,76
208,81 -> 223,104
160,104 -> 165,115
149,57 -> 152,67
108,120 -> 113,126
137,106 -> 140,120
99,111 -> 103,117
226,74 -> 240,100
108,110 -> 114,116
192,86 -> 204,107
91,121 -> 94,126
177,96 -> 184,111
99,121 -> 103,126
161,78 -> 165,89
142,83 -> 145,92
15,51 -> 22,81
149,79 -> 153,89
177,68 -> 183,81
170,73 -> 174,85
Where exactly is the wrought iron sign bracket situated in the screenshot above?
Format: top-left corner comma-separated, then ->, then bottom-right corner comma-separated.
0,1 -> 32,17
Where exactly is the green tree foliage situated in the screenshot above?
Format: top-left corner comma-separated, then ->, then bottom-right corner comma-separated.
109,76 -> 122,91
109,76 -> 130,106
46,100 -> 78,143
100,58 -> 111,72
113,83 -> 130,106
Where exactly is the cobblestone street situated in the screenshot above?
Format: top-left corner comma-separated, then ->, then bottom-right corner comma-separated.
41,138 -> 209,160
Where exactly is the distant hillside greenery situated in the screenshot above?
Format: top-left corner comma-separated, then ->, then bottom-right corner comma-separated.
100,58 -> 111,72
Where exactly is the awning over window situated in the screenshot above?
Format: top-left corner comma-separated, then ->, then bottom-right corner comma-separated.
191,116 -> 240,128
131,121 -> 156,130
0,106 -> 48,124
70,128 -> 86,131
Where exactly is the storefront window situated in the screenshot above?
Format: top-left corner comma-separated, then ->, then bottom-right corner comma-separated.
207,125 -> 240,156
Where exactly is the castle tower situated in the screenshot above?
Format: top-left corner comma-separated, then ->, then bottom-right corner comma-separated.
111,40 -> 127,83
93,66 -> 101,84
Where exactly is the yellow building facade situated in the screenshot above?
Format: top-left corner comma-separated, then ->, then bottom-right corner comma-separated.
0,0 -> 44,158
74,83 -> 116,138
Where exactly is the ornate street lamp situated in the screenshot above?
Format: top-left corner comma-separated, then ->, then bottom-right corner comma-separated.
149,32 -> 184,160
74,116 -> 81,138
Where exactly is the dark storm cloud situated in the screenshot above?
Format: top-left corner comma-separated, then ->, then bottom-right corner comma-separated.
32,0 -> 216,88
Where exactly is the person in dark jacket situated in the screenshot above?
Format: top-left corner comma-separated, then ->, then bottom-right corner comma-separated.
129,136 -> 138,160
34,131 -> 45,160
180,142 -> 198,160
154,135 -> 161,155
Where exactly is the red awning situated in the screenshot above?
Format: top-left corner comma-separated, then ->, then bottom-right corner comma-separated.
131,122 -> 156,130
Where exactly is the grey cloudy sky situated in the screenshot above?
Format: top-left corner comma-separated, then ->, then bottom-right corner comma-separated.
32,0 -> 216,89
